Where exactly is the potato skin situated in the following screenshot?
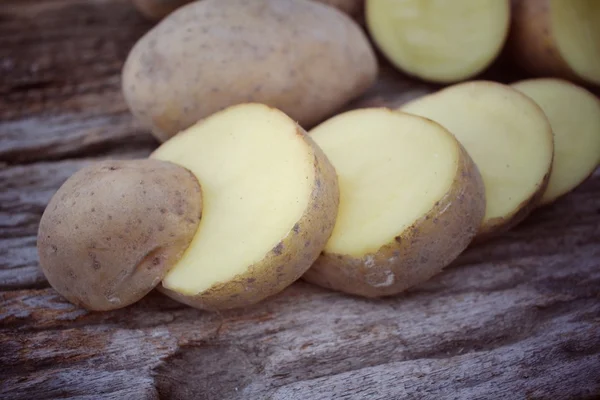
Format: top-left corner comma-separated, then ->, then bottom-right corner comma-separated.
302,142 -> 486,298
131,0 -> 192,21
122,0 -> 378,142
37,159 -> 202,311
508,0 -> 577,82
158,128 -> 340,311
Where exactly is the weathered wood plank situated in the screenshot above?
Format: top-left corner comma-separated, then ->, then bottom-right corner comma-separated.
1,0 -> 600,399
0,0 -> 156,163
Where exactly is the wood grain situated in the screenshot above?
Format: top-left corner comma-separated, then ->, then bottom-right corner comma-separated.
1,0 -> 599,399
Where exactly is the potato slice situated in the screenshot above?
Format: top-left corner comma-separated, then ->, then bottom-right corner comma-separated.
37,160 -> 203,311
512,78 -> 600,205
509,0 -> 600,86
151,103 -> 339,310
401,81 -> 554,239
303,108 -> 485,298
365,0 -> 510,83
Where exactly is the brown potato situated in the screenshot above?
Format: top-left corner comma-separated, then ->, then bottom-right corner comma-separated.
151,103 -> 339,310
508,0 -> 600,86
37,159 -> 202,311
122,0 -> 378,142
303,108 -> 486,298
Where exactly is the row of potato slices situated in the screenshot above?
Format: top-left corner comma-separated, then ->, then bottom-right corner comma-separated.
38,78 -> 600,312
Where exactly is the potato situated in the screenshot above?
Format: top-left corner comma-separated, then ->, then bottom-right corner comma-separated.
302,108 -> 485,298
401,81 -> 554,240
512,78 -> 600,205
131,0 -> 192,21
37,160 -> 203,311
151,103 -> 339,311
122,0 -> 378,142
365,0 -> 510,83
508,0 -> 600,87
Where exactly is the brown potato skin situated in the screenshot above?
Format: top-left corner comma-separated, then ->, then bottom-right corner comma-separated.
303,142 -> 486,298
131,0 -> 192,21
508,0 -> 580,83
158,127 -> 340,311
37,159 -> 203,311
122,0 -> 378,142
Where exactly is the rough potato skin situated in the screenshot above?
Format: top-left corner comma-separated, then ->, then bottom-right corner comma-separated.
121,0 -> 378,142
303,143 -> 486,298
507,0 -> 576,81
37,160 -> 203,311
131,0 -> 192,21
158,127 -> 340,311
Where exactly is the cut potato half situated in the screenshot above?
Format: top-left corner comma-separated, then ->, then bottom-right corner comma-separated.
512,78 -> 600,205
365,0 -> 510,83
151,103 -> 339,310
303,108 -> 485,298
401,81 -> 554,239
509,0 -> 600,86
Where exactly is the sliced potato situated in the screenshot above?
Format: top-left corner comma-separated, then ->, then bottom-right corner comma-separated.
512,78 -> 600,205
37,159 -> 203,311
151,103 -> 339,310
401,81 -> 554,239
303,108 -> 485,298
365,0 -> 510,83
509,0 -> 600,86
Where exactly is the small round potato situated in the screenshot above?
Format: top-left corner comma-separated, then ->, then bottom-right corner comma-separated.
37,159 -> 203,311
122,0 -> 378,142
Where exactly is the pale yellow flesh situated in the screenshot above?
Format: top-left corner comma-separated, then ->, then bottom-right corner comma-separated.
152,104 -> 313,295
366,0 -> 509,82
512,79 -> 600,204
310,109 -> 458,256
551,0 -> 600,85
402,82 -> 553,224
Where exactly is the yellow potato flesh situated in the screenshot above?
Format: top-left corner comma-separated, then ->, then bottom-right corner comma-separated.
551,0 -> 600,86
366,0 -> 509,82
402,82 -> 553,227
310,109 -> 457,257
512,79 -> 600,205
151,104 -> 313,295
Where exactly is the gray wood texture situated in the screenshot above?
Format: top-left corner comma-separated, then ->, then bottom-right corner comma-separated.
1,1 -> 599,399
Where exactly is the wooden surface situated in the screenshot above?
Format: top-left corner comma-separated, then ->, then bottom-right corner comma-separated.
1,1 -> 599,399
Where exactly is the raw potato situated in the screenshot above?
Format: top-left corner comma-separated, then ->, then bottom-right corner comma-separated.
131,0 -> 192,20
401,81 -> 554,239
509,0 -> 600,86
37,160 -> 203,311
365,0 -> 510,83
303,108 -> 486,298
151,103 -> 339,311
512,78 -> 600,205
122,0 -> 378,142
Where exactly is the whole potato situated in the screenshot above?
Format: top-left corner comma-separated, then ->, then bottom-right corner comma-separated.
37,159 -> 203,311
122,0 -> 378,142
